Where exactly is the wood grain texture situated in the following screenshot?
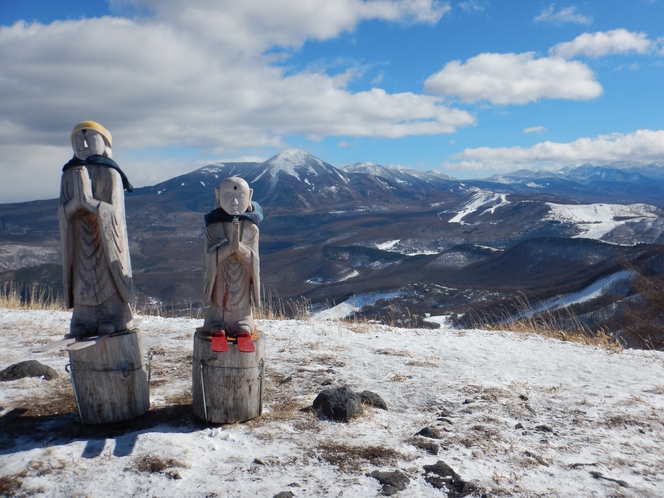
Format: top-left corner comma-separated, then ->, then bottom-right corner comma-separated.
67,329 -> 149,424
192,329 -> 265,424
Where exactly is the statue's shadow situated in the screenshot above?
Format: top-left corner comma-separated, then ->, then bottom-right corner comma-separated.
0,404 -> 205,458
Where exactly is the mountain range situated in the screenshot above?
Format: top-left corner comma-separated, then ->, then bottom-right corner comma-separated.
2,149 -> 664,340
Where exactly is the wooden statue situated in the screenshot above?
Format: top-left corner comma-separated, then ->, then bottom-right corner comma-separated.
202,176 -> 263,351
51,121 -> 148,424
193,176 -> 265,424
58,121 -> 134,337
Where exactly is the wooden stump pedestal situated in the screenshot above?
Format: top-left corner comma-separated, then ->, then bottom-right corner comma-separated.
67,329 -> 150,424
192,329 -> 265,424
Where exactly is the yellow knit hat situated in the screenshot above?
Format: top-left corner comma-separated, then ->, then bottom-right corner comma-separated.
71,121 -> 112,148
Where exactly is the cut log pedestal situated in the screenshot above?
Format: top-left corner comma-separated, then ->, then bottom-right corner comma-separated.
67,329 -> 150,424
192,328 -> 265,424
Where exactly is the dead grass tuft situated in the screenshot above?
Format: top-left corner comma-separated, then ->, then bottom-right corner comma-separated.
407,437 -> 440,455
135,454 -> 184,474
0,475 -> 24,497
376,348 -> 412,357
405,359 -> 439,368
262,399 -> 305,421
316,443 -> 407,472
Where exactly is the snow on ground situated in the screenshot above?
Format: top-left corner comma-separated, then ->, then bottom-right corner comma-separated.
306,269 -> 360,285
311,291 -> 404,321
545,202 -> 660,241
375,240 -> 439,256
448,191 -> 510,225
1,308 -> 664,497
376,240 -> 401,251
515,270 -> 632,319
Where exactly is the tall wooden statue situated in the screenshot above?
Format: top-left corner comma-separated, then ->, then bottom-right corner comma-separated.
193,177 -> 265,424
41,121 -> 149,424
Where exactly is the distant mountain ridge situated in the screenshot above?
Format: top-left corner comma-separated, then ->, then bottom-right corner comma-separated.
2,148 -> 664,335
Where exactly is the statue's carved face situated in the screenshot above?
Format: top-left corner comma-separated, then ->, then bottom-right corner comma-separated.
72,129 -> 106,160
219,179 -> 253,215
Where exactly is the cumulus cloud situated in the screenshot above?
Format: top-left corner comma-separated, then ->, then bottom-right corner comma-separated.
550,29 -> 653,59
524,126 -> 547,134
424,52 -> 602,104
445,129 -> 664,170
0,0 -> 475,200
534,4 -> 592,25
113,0 -> 451,52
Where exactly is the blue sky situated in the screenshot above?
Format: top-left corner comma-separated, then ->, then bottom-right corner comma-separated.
1,0 -> 663,202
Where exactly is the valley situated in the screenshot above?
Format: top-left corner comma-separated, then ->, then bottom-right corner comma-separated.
2,149 -> 664,347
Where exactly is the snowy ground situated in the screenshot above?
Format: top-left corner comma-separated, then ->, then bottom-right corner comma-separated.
1,308 -> 664,497
544,202 -> 660,241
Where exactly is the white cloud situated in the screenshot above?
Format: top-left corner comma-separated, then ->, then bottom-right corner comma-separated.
0,1 -> 475,201
0,17 -> 472,149
113,0 -> 451,52
0,144 -> 70,203
446,129 -> 664,170
524,126 -> 547,134
550,29 -> 653,59
534,4 -> 592,25
458,0 -> 486,13
424,52 -> 602,104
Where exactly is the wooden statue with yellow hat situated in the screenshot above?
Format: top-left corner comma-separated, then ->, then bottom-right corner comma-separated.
35,121 -> 149,424
59,121 -> 135,337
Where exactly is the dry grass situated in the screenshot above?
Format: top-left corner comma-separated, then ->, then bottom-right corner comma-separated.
465,293 -> 624,351
314,443 -> 408,472
0,281 -> 65,311
0,280 -> 312,323
254,288 -> 311,320
0,475 -> 24,497
135,454 -> 184,474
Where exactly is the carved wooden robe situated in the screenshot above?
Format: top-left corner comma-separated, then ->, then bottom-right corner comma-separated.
58,163 -> 133,333
203,218 -> 260,333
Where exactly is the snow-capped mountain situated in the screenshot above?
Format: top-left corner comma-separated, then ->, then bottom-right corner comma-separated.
3,149 -> 664,334
344,162 -> 454,187
135,149 -> 360,212
483,163 -> 664,207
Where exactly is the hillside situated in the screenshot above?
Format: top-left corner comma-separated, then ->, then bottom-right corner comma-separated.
3,151 -> 664,333
1,309 -> 663,497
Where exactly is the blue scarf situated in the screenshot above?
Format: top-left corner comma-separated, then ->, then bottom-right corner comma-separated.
63,155 -> 134,192
204,202 -> 263,227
